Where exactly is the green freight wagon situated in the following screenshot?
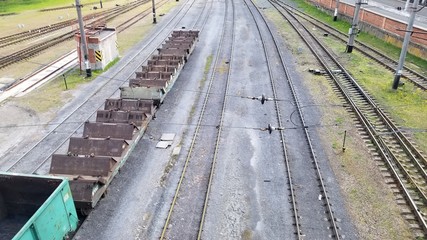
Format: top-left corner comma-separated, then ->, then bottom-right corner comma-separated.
0,172 -> 78,240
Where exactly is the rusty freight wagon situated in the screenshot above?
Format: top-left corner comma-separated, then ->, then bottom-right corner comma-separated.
120,30 -> 199,105
49,100 -> 155,213
48,30 -> 199,213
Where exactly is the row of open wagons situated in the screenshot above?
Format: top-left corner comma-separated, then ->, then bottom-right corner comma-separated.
1,29 -> 199,240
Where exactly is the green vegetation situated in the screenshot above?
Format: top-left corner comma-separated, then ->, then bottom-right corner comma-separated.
0,0 -> 72,13
200,55 -> 213,87
15,68 -> 101,112
293,0 -> 427,72
241,229 -> 253,240
262,4 -> 417,238
104,57 -> 120,71
64,68 -> 101,89
291,0 -> 427,152
205,55 -> 213,73
322,31 -> 427,153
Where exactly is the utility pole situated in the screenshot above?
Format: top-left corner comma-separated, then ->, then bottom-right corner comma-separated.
75,0 -> 92,77
100,0 -> 103,8
333,0 -> 340,21
152,0 -> 157,24
392,0 -> 418,90
346,0 -> 366,53
404,0 -> 410,11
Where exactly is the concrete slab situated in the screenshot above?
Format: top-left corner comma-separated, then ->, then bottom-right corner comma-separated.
156,141 -> 173,149
0,51 -> 78,103
172,146 -> 181,155
160,133 -> 175,141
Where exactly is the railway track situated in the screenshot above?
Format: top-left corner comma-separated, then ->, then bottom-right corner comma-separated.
160,0 -> 234,238
0,0 -> 143,48
1,0 -> 204,175
0,0 -> 151,69
275,1 -> 427,90
241,0 -> 302,237
245,0 -> 344,238
0,0 -> 170,97
0,51 -> 78,104
161,0 -> 346,238
271,0 -> 427,236
116,0 -> 170,31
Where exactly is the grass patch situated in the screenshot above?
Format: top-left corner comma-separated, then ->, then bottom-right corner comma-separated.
205,55 -> 213,73
335,116 -> 344,124
292,0 -> 427,73
15,68 -> 100,112
0,0 -> 72,13
15,57 -> 118,113
116,0 -> 179,54
64,68 -> 101,89
290,0 -> 427,152
199,55 -> 213,88
241,229 -> 253,240
104,57 -> 120,71
322,35 -> 427,152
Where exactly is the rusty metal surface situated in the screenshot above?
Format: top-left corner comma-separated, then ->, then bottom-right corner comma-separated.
165,39 -> 194,45
96,110 -> 129,123
171,30 -> 199,38
68,137 -> 127,157
83,122 -> 135,140
104,98 -> 123,110
151,54 -> 185,62
147,59 -> 181,66
121,99 -> 154,114
163,42 -> 192,49
120,87 -> 165,104
135,71 -> 173,79
157,48 -> 188,57
104,99 -> 154,114
96,110 -> 147,125
68,180 -> 99,209
0,175 -> 60,216
163,42 -> 192,51
142,65 -> 177,73
50,155 -> 116,177
130,79 -> 169,88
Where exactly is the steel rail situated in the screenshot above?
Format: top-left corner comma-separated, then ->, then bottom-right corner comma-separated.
197,0 -> 235,238
0,4 -> 113,43
116,0 -> 170,31
0,0 -> 145,48
270,0 -> 427,234
0,34 -> 72,69
252,0 -> 343,238
4,51 -> 77,92
3,0 -> 199,174
275,0 -> 427,90
277,2 -> 427,163
1,0 -> 163,94
242,0 -> 305,238
160,0 -> 231,238
28,0 -> 204,174
276,1 -> 427,192
0,0 -> 151,69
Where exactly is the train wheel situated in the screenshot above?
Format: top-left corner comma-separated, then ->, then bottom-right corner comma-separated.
80,208 -> 92,216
